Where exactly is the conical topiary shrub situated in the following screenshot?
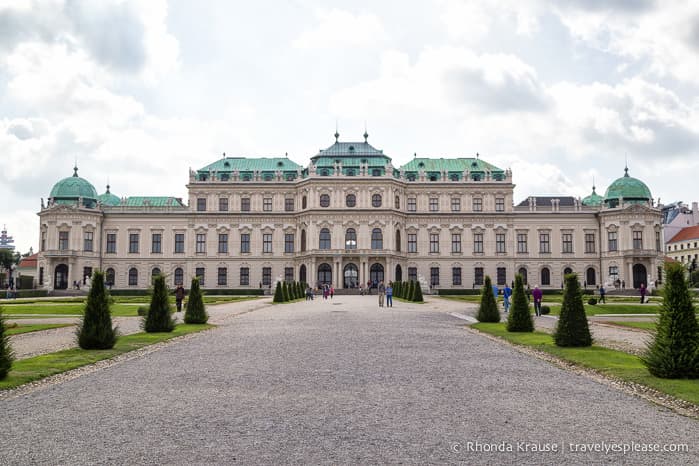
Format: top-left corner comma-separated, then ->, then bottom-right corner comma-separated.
0,307 -> 13,380
406,280 -> 415,301
394,281 -> 401,299
144,274 -> 175,333
77,270 -> 118,349
184,277 -> 208,324
295,281 -> 302,299
413,281 -> 424,302
283,281 -> 291,302
273,281 -> 283,303
476,275 -> 500,323
643,262 -> 699,378
507,274 -> 533,332
554,273 -> 592,347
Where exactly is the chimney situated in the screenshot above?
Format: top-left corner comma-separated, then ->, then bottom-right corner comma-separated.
693,202 -> 699,225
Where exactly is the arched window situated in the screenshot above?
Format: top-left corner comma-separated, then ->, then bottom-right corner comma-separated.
128,268 -> 138,286
372,168 -> 381,176
320,169 -> 329,176
394,195 -> 400,209
174,267 -> 184,286
372,194 -> 382,207
395,230 -> 401,252
299,264 -> 307,283
151,267 -> 161,284
518,267 -> 527,285
370,263 -> 384,284
586,267 -> 596,286
302,196 -> 307,209
320,194 -> 330,207
301,230 -> 307,252
541,268 -> 551,286
105,268 -> 115,286
345,228 -> 357,250
346,194 -> 356,207
395,264 -> 403,281
563,267 -> 573,276
371,228 -> 383,249
319,228 -> 331,249
317,263 -> 332,285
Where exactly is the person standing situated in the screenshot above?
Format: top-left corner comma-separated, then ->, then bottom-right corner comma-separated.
175,284 -> 185,312
378,280 -> 386,307
599,285 -> 606,304
639,283 -> 646,304
503,283 -> 512,313
385,282 -> 393,308
532,285 -> 543,317
330,285 -> 334,299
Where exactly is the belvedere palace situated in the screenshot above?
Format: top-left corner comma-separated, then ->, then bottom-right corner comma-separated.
37,133 -> 664,292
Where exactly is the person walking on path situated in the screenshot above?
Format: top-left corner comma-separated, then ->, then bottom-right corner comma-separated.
492,284 -> 499,307
385,282 -> 393,308
599,285 -> 606,304
175,284 -> 186,312
532,285 -> 543,316
503,283 -> 512,313
330,285 -> 334,299
639,283 -> 646,303
378,280 -> 386,307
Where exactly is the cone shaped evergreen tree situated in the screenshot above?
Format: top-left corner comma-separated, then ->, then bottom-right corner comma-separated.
413,281 -> 424,302
184,277 -> 208,324
144,274 -> 175,332
642,262 -> 699,378
0,308 -> 13,380
394,281 -> 401,299
507,274 -> 533,332
77,270 -> 117,349
273,281 -> 283,303
407,280 -> 415,301
296,282 -> 302,299
554,274 -> 592,347
477,276 -> 501,322
283,281 -> 291,302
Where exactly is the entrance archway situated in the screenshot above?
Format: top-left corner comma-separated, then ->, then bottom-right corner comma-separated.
633,264 -> 647,289
370,263 -> 384,287
395,264 -> 402,282
343,263 -> 358,288
317,263 -> 332,286
54,264 -> 69,290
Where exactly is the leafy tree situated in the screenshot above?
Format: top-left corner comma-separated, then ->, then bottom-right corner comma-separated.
0,307 -> 13,380
76,271 -> 117,349
507,274 -> 533,332
643,262 -> 699,378
143,274 -> 175,332
476,276 -> 500,322
184,277 -> 208,324
0,249 -> 13,279
273,281 -> 284,303
554,273 -> 592,347
413,281 -> 424,302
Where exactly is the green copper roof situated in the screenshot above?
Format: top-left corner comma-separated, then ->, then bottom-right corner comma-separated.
49,166 -> 98,207
581,186 -> 603,206
604,167 -> 652,206
123,197 -> 184,207
97,185 -> 121,206
312,156 -> 391,167
197,156 -> 302,173
312,138 -> 388,160
400,157 -> 505,180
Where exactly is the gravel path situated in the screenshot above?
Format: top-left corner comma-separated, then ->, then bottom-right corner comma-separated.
1,296 -> 697,465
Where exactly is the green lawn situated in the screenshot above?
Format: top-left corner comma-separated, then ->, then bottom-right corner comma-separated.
6,323 -> 74,336
472,323 -> 699,406
0,324 -> 213,390
607,321 -> 657,331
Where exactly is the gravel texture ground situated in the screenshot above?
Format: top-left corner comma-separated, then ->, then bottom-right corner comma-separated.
1,296 -> 697,465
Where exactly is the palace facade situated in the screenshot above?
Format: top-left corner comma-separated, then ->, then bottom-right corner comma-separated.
37,134 -> 664,292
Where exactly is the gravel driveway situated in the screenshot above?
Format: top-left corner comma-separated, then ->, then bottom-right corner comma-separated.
1,296 -> 697,465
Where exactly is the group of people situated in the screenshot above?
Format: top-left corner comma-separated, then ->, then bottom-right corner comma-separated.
304,283 -> 335,300
376,280 -> 393,307
491,282 -> 544,317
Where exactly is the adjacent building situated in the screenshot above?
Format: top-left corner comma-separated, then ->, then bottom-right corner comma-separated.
36,134 -> 664,292
666,226 -> 699,271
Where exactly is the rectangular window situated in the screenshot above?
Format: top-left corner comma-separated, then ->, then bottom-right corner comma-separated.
495,198 -> 505,212
263,233 -> 273,253
539,233 -> 550,253
472,198 -> 482,212
219,198 -> 228,212
585,233 -> 595,253
58,231 -> 69,250
656,232 -> 661,252
196,198 -> 207,211
174,233 -> 185,253
196,233 -> 206,254
39,267 -> 44,286
83,231 -> 93,252
407,198 -> 416,212
430,233 -> 440,253
497,267 -> 506,286
218,233 -> 228,254
284,267 -> 294,282
517,233 -> 527,253
129,233 -> 139,253
263,197 -> 272,212
241,233 -> 250,253
429,197 -> 439,212
217,267 -> 227,286
241,197 -> 251,212
430,267 -> 440,286
474,233 -> 484,253
408,233 -> 417,253
82,267 -> 92,284
451,197 -> 461,212
562,233 -> 573,253
452,267 -> 462,286
285,233 -> 294,253
451,233 -> 461,253
608,231 -> 617,251
240,267 -> 249,286
285,198 -> 294,212
106,233 -> 116,253
633,231 -> 643,250
262,267 -> 272,286
496,233 -> 506,253
609,266 -> 619,282
474,267 -> 484,286
195,267 -> 205,287
408,267 -> 417,281
41,231 -> 46,251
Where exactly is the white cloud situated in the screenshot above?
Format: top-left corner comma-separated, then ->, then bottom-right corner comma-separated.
293,8 -> 388,49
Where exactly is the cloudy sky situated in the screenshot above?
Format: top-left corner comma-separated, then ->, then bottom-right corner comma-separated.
2,0 -> 699,253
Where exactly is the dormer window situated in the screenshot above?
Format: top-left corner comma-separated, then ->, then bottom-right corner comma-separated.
320,169 -> 330,176
372,169 -> 381,176
346,169 -> 355,176
348,146 -> 355,152
277,161 -> 284,167
418,162 -> 425,168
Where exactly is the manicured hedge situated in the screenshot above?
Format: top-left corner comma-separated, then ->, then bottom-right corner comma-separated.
107,288 -> 264,296
436,289 -> 481,295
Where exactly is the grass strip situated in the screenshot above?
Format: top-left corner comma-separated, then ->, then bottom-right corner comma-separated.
6,324 -> 74,336
606,321 -> 657,331
0,324 -> 213,391
472,322 -> 699,407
